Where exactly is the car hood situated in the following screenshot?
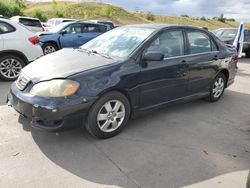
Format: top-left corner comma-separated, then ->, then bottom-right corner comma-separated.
219,36 -> 234,44
22,48 -> 117,83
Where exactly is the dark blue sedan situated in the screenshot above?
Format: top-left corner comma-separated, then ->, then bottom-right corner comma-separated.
39,21 -> 109,55
8,25 -> 238,139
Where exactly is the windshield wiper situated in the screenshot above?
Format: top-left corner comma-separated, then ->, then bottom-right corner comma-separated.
78,48 -> 113,59
90,50 -> 113,59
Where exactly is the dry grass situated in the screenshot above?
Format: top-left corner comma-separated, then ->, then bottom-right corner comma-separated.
24,2 -> 249,29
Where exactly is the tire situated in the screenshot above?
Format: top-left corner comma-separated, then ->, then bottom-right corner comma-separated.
246,48 -> 250,58
205,73 -> 226,102
43,42 -> 58,55
85,91 -> 131,139
0,55 -> 25,81
247,171 -> 250,188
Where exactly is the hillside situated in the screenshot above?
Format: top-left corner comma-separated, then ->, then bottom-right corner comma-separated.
24,2 -> 248,29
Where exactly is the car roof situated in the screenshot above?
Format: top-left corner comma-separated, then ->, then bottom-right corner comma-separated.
215,28 -> 250,31
11,16 -> 40,21
124,24 -> 209,31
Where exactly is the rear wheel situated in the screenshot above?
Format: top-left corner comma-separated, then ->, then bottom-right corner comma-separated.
43,43 -> 58,55
246,48 -> 250,58
0,55 -> 25,81
206,73 -> 226,102
85,91 -> 131,139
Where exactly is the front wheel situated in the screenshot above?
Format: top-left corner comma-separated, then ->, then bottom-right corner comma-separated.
85,92 -> 131,139
206,73 -> 226,102
43,43 -> 58,55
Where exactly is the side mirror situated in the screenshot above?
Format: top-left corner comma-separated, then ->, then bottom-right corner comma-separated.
61,30 -> 67,35
143,51 -> 164,61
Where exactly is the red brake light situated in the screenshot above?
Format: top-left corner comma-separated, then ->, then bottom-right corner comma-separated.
28,36 -> 40,45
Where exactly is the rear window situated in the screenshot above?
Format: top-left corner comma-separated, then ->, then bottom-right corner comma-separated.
83,24 -> 106,33
0,21 -> 15,34
19,18 -> 42,27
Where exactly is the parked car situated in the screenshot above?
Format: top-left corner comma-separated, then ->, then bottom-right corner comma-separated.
88,20 -> 114,30
213,28 -> 250,57
39,21 -> 108,55
0,17 -> 43,81
46,18 -> 77,30
7,25 -> 238,138
41,22 -> 50,32
10,16 -> 44,33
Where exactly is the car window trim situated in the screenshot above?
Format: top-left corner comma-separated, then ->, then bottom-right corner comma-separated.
0,21 -> 16,35
163,51 -> 220,60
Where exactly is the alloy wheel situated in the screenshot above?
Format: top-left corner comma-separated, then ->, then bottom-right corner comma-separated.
97,100 -> 126,133
0,58 -> 22,79
212,77 -> 224,98
44,45 -> 56,55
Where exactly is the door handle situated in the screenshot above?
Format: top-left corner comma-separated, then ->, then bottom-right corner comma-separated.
213,55 -> 219,60
78,35 -> 82,38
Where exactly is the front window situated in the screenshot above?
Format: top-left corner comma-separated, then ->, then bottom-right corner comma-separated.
147,30 -> 184,58
80,27 -> 155,59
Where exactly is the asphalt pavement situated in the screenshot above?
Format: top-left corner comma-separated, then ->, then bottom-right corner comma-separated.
0,59 -> 249,188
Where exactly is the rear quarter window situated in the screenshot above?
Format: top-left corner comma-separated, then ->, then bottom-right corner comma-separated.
0,21 -> 15,34
19,18 -> 42,27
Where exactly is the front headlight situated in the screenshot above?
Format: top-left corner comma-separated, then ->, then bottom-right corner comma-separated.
30,79 -> 80,97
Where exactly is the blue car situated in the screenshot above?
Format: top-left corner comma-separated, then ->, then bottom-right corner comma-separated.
39,21 -> 109,55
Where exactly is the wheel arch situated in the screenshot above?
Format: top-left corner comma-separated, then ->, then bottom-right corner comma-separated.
218,69 -> 229,87
96,88 -> 134,117
0,50 -> 28,65
42,40 -> 59,50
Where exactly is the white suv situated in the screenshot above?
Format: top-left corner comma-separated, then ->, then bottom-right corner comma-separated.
0,17 -> 43,81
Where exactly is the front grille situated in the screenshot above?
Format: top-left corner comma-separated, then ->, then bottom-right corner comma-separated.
16,74 -> 30,91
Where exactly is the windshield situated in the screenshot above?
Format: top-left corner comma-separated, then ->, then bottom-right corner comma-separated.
80,27 -> 156,59
214,29 -> 237,38
49,22 -> 73,32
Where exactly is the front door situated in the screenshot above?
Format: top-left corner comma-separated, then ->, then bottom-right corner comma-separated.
139,30 -> 189,109
59,23 -> 83,48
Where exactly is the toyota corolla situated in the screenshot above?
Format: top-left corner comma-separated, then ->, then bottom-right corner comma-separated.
7,25 -> 238,139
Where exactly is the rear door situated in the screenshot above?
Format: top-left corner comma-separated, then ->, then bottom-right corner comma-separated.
185,29 -> 220,95
59,23 -> 83,48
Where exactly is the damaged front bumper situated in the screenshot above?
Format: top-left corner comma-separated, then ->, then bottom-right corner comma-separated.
7,83 -> 96,132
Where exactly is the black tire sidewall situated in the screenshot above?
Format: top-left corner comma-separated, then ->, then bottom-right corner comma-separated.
43,43 -> 58,55
208,73 -> 226,102
0,55 -> 25,81
86,92 -> 131,139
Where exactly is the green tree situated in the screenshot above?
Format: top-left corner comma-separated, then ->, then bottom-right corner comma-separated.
218,13 -> 226,23
200,16 -> 206,21
0,1 -> 24,17
181,14 -> 189,18
102,6 -> 112,17
146,12 -> 155,21
32,9 -> 47,22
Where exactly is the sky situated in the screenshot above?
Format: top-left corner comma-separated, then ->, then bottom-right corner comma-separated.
29,0 -> 250,22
